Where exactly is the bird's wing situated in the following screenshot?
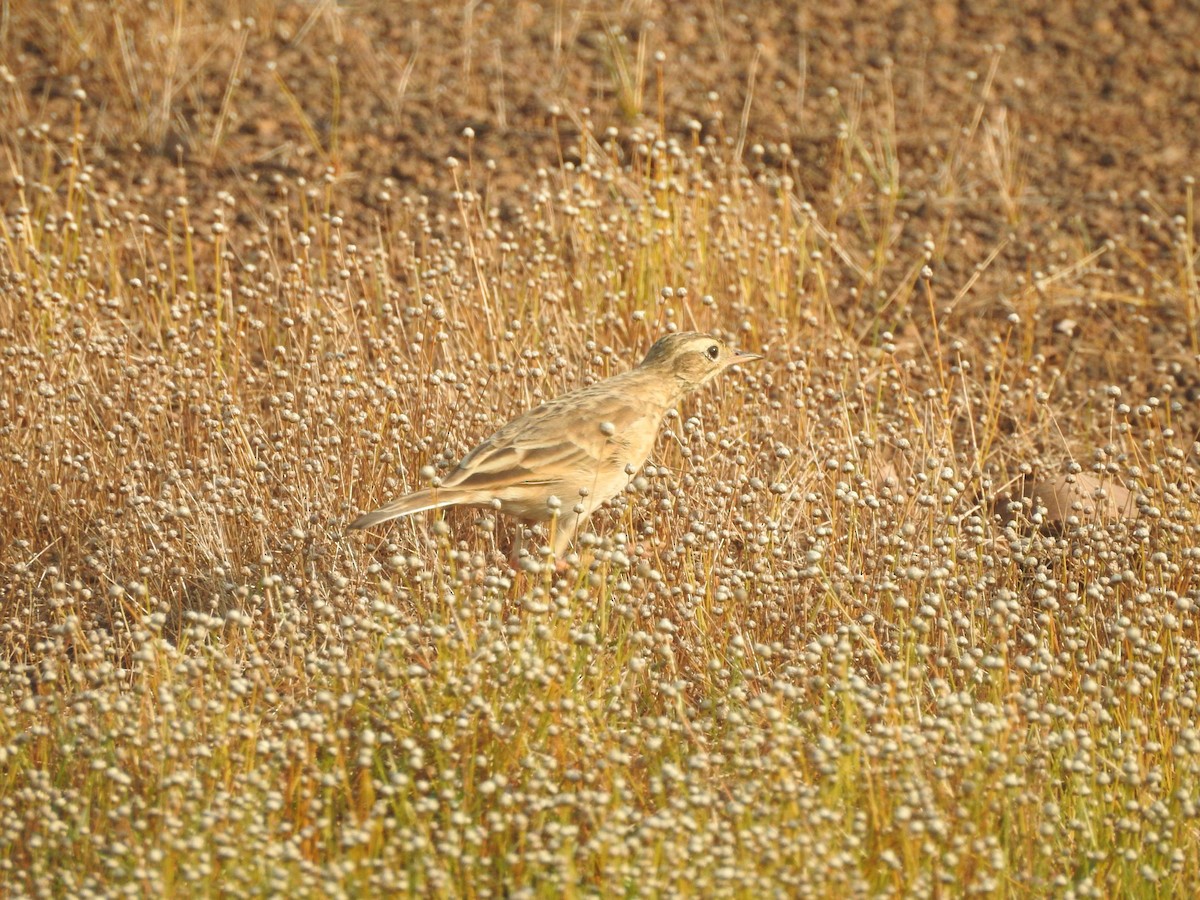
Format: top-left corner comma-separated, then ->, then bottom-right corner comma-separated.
442,379 -> 664,493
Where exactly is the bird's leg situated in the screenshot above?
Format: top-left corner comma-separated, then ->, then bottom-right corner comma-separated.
508,526 -> 526,572
550,513 -> 580,573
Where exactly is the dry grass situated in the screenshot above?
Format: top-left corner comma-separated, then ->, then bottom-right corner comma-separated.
2,3 -> 1200,897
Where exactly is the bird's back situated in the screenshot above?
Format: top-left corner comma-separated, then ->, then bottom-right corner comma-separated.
441,366 -> 675,508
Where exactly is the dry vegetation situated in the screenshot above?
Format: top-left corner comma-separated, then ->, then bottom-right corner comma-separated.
2,1 -> 1200,896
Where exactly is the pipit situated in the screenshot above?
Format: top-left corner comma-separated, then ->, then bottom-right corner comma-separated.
349,331 -> 762,562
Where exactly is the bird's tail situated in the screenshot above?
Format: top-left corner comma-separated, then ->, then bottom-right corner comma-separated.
347,489 -> 463,531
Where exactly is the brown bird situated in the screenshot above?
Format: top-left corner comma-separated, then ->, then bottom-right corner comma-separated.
348,332 -> 762,561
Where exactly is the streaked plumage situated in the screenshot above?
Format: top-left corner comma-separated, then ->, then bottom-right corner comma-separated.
349,332 -> 762,559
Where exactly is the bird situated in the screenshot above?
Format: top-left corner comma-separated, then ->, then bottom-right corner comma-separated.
348,331 -> 762,563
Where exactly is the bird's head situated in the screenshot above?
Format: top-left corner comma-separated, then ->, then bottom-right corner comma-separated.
638,331 -> 763,391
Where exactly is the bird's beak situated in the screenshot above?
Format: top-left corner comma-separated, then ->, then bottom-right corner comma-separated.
731,349 -> 763,364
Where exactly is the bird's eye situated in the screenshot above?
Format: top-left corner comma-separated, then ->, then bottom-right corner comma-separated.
706,345 -> 720,360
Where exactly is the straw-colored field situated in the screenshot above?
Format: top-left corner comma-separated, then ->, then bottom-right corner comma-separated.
2,2 -> 1199,895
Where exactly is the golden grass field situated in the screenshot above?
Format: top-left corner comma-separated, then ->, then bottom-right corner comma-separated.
2,1 -> 1199,896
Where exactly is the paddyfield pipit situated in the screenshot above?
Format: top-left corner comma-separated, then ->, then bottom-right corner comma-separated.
349,332 -> 762,560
